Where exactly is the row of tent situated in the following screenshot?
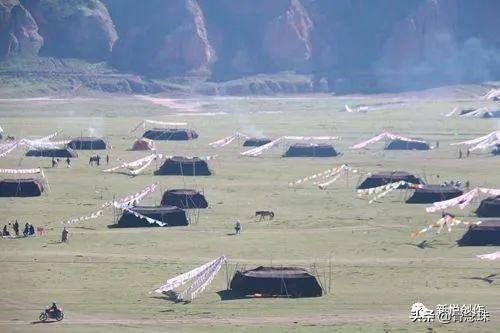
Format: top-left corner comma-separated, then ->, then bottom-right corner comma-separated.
139,127 -> 432,153
358,171 -> 500,245
115,189 -> 208,228
25,137 -> 107,158
358,171 -> 499,216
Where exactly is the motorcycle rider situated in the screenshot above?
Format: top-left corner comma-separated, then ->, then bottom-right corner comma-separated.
47,302 -> 59,314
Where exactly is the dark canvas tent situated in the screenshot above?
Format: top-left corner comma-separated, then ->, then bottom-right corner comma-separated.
385,139 -> 430,150
0,178 -> 44,197
283,143 -> 338,157
460,108 -> 476,116
406,185 -> 463,204
483,110 -> 500,118
142,128 -> 198,141
161,189 -> 208,209
116,206 -> 188,227
476,196 -> 500,217
243,138 -> 272,147
154,156 -> 211,176
357,171 -> 424,189
492,145 -> 500,156
26,147 -> 78,158
230,266 -> 322,298
68,137 -> 107,150
457,220 -> 500,246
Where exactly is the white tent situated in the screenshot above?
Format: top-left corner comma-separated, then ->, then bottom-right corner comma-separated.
154,256 -> 226,302
352,132 -> 426,149
241,136 -> 340,157
482,88 -> 500,101
451,131 -> 500,151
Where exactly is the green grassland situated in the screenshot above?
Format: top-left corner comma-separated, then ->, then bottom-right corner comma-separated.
0,94 -> 499,332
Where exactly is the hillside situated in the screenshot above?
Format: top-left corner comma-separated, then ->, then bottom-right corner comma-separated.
1,0 -> 499,95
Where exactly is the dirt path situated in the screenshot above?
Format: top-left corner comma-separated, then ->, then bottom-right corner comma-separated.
0,249 -> 484,266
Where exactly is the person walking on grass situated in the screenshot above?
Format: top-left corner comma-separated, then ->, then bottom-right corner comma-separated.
66,157 -> 71,168
61,227 -> 69,243
234,220 -> 242,235
106,154 -> 109,165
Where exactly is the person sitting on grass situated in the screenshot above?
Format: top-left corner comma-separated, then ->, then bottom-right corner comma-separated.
29,224 -> 35,236
2,225 -> 10,237
23,223 -> 29,237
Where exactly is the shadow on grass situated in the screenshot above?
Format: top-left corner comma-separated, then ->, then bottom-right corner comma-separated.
68,226 -> 96,231
46,241 -> 62,245
216,290 -> 246,301
30,320 -> 58,325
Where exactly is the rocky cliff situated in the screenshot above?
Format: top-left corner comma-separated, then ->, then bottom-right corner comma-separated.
0,0 -> 42,58
1,0 -> 499,94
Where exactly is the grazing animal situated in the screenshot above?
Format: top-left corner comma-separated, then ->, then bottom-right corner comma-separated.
255,211 -> 274,221
6,136 -> 15,141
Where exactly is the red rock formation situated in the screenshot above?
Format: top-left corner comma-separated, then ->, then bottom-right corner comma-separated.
155,0 -> 215,74
382,0 -> 458,69
0,0 -> 42,58
22,0 -> 117,60
262,0 -> 313,67
109,0 -> 214,76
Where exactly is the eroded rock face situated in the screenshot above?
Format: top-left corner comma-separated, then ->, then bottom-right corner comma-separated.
1,0 -> 500,92
262,0 -> 313,67
0,0 -> 42,58
108,0 -> 214,76
382,0 -> 458,69
21,0 -> 117,60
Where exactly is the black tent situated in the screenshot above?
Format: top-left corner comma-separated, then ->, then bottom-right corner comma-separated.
68,137 -> 107,150
460,108 -> 476,116
385,139 -> 430,150
492,145 -> 500,156
482,110 -> 500,118
0,178 -> 44,197
115,206 -> 188,227
142,128 -> 198,141
243,138 -> 272,147
283,143 -> 338,157
161,189 -> 208,209
357,171 -> 424,189
476,196 -> 500,217
26,147 -> 78,158
457,220 -> 500,246
154,156 -> 212,176
406,185 -> 463,204
230,266 -> 323,298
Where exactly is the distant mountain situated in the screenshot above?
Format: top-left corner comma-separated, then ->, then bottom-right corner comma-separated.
1,0 -> 499,94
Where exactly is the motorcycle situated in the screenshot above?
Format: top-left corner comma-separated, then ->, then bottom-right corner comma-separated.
39,308 -> 64,322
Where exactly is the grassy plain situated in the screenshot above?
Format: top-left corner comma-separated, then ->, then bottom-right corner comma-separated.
0,93 -> 499,332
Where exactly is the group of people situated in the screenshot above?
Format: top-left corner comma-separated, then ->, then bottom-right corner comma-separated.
89,154 -> 109,166
444,179 -> 470,189
2,221 -> 36,238
52,157 -> 71,168
458,148 -> 471,159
